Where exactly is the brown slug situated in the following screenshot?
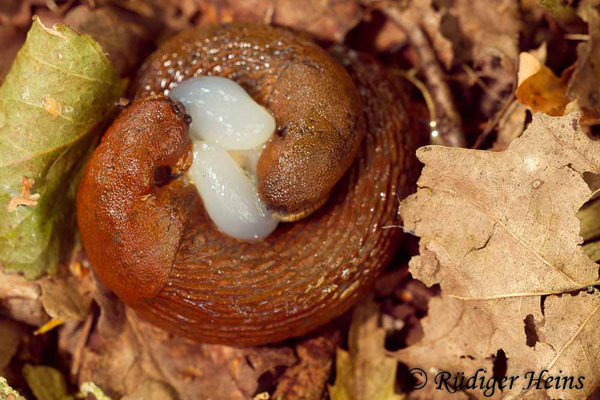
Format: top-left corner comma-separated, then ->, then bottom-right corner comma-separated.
77,24 -> 424,346
135,24 -> 366,221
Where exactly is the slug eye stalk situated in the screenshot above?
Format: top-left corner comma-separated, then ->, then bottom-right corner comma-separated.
77,23 -> 424,346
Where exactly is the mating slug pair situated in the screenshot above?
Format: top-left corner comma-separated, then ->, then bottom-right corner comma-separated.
76,23 -> 423,346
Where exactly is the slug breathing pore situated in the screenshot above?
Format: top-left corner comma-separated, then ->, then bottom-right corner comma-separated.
169,77 -> 279,241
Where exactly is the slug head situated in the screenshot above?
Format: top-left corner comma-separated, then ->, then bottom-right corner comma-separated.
132,23 -> 365,221
76,96 -> 193,306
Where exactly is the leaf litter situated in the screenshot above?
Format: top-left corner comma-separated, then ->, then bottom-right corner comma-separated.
1,1 -> 600,400
397,113 -> 600,399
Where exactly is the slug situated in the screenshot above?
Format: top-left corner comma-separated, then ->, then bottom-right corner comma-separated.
77,24 -> 424,346
134,24 -> 366,221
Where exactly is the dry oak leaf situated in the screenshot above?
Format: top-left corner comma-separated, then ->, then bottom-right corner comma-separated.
397,113 -> 600,399
329,298 -> 403,400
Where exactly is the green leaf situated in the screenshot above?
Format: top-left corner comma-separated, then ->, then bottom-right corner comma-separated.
329,298 -> 403,400
23,364 -> 73,400
80,382 -> 112,400
537,0 -> 579,24
0,377 -> 26,400
0,17 -> 124,278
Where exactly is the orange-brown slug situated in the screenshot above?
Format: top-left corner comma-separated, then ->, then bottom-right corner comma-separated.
77,23 -> 424,346
134,24 -> 366,221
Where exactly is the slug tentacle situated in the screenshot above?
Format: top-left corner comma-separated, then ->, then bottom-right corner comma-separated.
78,24 -> 424,346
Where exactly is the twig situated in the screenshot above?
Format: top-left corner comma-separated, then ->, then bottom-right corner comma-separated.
564,33 -> 590,41
462,63 -> 503,102
70,313 -> 94,379
381,5 -> 466,147
392,69 -> 436,120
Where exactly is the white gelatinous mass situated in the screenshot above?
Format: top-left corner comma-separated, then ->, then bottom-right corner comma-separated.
169,77 -> 278,241
169,76 -> 276,150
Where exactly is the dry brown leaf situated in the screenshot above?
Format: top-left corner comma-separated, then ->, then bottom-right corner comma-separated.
397,113 -> 600,399
0,244 -> 94,328
121,380 -> 177,400
0,0 -> 32,28
194,0 -> 361,42
70,282 -> 296,400
579,197 -> 600,241
446,0 -> 520,78
329,298 -> 403,400
440,0 -> 521,119
39,274 -> 94,323
567,0 -> 600,118
382,4 -> 465,147
273,0 -> 362,42
94,0 -> 159,19
194,0 -> 272,26
491,100 -> 528,151
64,5 -> 158,77
580,196 -> 600,263
369,17 -> 407,53
406,381 -> 469,400
368,0 -> 453,67
0,269 -> 48,327
273,331 -> 339,400
491,44 -> 548,151
416,2 -> 453,69
516,52 -> 570,116
127,313 -> 296,400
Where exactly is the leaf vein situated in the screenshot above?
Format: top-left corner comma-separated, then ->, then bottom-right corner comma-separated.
23,52 -> 112,85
